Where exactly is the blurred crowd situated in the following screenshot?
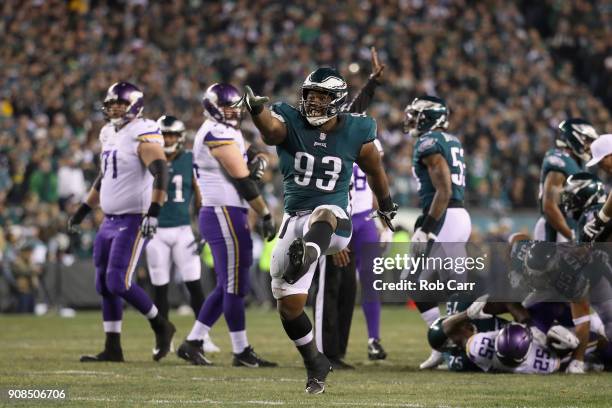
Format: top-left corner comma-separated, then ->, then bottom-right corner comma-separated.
0,0 -> 610,298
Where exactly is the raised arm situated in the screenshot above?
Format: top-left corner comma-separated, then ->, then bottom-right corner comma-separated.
240,86 -> 287,145
345,46 -> 385,114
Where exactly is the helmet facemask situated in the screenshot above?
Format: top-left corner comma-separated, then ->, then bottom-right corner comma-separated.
298,67 -> 348,127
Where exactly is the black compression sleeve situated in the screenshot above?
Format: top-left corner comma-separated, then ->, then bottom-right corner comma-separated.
148,159 -> 169,191
234,176 -> 260,201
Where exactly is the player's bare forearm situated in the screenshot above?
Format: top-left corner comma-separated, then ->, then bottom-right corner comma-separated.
193,176 -> 202,211
441,311 -> 470,348
151,188 -> 166,206
424,154 -> 451,220
84,188 -> 100,209
357,141 -> 391,203
543,171 -> 572,239
570,300 -> 590,361
251,108 -> 287,145
601,192 -> 612,219
247,195 -> 270,217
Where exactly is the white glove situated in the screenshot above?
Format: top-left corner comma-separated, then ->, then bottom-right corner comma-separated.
140,215 -> 159,239
411,228 -> 437,256
466,294 -> 492,320
530,326 -> 547,346
547,325 -> 579,351
566,359 -> 585,374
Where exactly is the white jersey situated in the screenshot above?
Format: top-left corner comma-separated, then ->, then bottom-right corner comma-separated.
350,139 -> 383,215
193,120 -> 248,208
466,330 -> 560,374
99,118 -> 163,215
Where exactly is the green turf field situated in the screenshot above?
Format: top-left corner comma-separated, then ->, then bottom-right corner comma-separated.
1,307 -> 611,407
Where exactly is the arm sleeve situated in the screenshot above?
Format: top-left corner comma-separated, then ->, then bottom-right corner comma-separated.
344,77 -> 380,114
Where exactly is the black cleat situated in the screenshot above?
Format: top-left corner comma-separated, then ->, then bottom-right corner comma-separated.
177,339 -> 212,366
283,238 -> 316,284
368,338 -> 387,361
152,319 -> 176,362
329,358 -> 355,370
305,353 -> 332,394
80,349 -> 124,363
233,346 -> 278,368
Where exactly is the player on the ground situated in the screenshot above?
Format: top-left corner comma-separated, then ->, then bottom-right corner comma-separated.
240,67 -> 397,394
581,134 -> 612,241
68,81 -> 175,362
403,96 -> 472,369
176,83 -> 277,368
534,119 -> 598,242
144,114 -> 219,353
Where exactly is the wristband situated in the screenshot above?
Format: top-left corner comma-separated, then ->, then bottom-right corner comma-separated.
73,202 -> 92,223
598,210 -> 610,223
421,215 -> 438,234
379,195 -> 394,212
147,202 -> 162,217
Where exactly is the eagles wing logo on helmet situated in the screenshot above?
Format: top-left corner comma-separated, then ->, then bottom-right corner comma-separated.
403,96 -> 449,137
299,67 -> 348,127
557,118 -> 599,162
560,172 -> 605,220
157,115 -> 186,155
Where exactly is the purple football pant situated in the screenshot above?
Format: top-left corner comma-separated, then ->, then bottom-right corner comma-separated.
196,206 -> 252,332
94,214 -> 154,322
351,210 -> 381,340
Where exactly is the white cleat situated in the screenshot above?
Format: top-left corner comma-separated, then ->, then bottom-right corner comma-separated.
566,359 -> 585,374
419,349 -> 444,370
203,333 -> 221,353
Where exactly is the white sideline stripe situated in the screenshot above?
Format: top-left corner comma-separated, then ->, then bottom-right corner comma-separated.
70,397 -> 422,407
191,376 -> 302,382
26,370 -> 118,376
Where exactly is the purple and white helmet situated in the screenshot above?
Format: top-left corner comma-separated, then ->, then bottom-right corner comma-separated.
495,323 -> 532,367
103,81 -> 144,127
202,83 -> 242,128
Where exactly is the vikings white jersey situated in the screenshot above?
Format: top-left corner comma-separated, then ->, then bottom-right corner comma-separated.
350,139 -> 383,215
193,120 -> 248,208
466,331 -> 560,374
99,118 -> 163,215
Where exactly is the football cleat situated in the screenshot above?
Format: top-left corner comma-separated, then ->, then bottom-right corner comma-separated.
419,349 -> 444,370
232,346 -> 277,368
283,238 -> 317,284
305,353 -> 332,394
80,349 -> 124,363
152,319 -> 176,362
177,339 -> 212,366
368,338 -> 387,361
203,333 -> 221,353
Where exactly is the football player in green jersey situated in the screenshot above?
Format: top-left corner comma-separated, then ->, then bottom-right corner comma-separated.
238,67 -> 397,394
403,96 -> 472,370
145,115 -> 220,353
534,118 -> 598,242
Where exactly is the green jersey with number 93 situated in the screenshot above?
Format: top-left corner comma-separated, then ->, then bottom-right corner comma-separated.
272,102 -> 376,213
413,131 -> 466,210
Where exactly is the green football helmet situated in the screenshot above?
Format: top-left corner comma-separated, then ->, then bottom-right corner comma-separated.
560,172 -> 606,220
299,67 -> 348,126
403,95 -> 449,137
556,118 -> 598,162
427,317 -> 453,351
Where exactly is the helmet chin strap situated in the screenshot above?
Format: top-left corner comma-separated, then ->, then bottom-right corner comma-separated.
164,144 -> 179,154
306,114 -> 334,127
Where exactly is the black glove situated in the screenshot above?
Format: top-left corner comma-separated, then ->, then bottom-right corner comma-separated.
141,203 -> 161,239
261,213 -> 276,241
376,196 -> 398,231
583,211 -> 609,242
248,156 -> 268,181
67,203 -> 92,234
189,237 -> 207,256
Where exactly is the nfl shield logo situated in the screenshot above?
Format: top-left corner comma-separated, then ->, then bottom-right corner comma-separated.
319,133 -> 326,141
